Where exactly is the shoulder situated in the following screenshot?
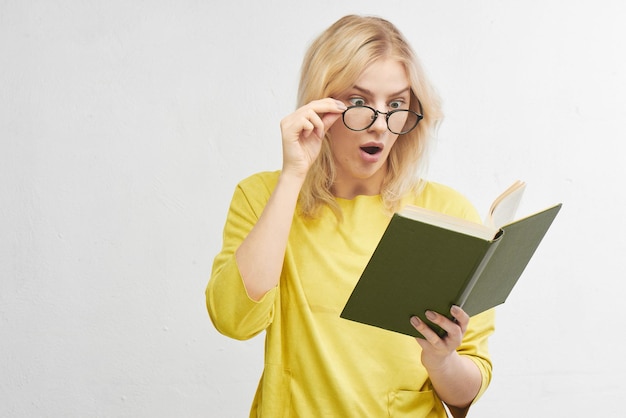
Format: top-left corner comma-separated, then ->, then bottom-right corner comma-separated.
407,181 -> 481,223
228,171 -> 281,214
419,181 -> 469,203
237,170 -> 280,195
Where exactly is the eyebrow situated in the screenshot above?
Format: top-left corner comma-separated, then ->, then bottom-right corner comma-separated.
352,85 -> 411,98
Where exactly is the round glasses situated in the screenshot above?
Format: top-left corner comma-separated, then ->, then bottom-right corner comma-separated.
342,105 -> 424,135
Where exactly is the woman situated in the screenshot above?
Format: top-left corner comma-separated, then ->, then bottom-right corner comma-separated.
207,15 -> 494,417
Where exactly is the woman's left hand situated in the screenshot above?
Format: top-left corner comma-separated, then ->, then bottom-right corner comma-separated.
410,305 -> 469,369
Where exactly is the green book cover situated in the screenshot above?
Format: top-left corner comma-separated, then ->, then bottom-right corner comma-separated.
461,204 -> 562,316
340,203 -> 561,339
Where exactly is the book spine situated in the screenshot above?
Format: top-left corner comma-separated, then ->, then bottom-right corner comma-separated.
455,233 -> 503,309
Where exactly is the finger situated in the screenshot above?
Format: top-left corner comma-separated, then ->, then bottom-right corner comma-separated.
410,316 -> 445,347
301,119 -> 315,138
306,98 -> 347,115
306,100 -> 345,138
297,109 -> 324,139
425,310 -> 463,342
284,99 -> 345,140
450,305 -> 470,334
321,111 -> 343,132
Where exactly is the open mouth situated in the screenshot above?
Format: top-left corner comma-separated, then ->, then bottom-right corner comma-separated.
361,146 -> 382,155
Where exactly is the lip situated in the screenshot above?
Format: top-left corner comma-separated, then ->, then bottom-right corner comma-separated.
359,141 -> 384,163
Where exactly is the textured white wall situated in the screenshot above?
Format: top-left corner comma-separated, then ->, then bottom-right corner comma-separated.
1,1 -> 625,417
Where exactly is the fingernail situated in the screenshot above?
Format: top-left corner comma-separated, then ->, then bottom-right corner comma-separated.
410,316 -> 421,327
334,99 -> 347,110
425,311 -> 437,321
451,305 -> 461,315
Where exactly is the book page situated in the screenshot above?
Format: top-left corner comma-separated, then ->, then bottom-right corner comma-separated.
399,205 -> 498,241
399,180 -> 526,241
485,181 -> 526,228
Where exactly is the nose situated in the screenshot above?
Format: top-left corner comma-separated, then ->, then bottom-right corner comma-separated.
368,110 -> 388,133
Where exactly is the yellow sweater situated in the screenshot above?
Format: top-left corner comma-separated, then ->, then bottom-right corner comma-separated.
207,171 -> 495,418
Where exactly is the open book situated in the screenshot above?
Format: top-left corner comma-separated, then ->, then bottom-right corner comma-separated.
340,181 -> 561,339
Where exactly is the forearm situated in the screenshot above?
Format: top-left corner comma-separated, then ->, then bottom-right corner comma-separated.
235,171 -> 304,301
426,352 -> 482,408
234,99 -> 344,301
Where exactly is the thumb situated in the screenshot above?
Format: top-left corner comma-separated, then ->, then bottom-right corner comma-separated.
318,112 -> 343,137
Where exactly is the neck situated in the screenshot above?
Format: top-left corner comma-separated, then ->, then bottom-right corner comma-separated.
331,178 -> 384,200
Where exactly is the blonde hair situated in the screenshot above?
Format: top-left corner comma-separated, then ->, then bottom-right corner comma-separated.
297,15 -> 443,219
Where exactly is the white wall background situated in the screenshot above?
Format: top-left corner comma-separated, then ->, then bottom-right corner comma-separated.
1,1 -> 625,417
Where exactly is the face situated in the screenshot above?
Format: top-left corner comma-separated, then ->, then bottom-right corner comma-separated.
327,58 -> 411,197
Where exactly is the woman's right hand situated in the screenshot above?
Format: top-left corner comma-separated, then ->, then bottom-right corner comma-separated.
279,98 -> 347,178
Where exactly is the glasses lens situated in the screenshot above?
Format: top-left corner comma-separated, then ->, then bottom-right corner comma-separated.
343,106 -> 376,131
387,110 -> 419,134
343,107 -> 422,134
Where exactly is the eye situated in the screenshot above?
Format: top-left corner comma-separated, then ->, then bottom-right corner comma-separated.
349,97 -> 366,107
389,100 -> 406,109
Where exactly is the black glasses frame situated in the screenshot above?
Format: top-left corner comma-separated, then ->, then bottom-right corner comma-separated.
341,105 -> 424,135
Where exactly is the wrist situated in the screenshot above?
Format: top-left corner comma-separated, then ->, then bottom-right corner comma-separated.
422,350 -> 458,374
278,168 -> 308,188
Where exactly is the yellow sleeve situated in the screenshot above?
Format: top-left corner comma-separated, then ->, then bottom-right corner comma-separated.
459,308 -> 495,404
206,172 -> 279,340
